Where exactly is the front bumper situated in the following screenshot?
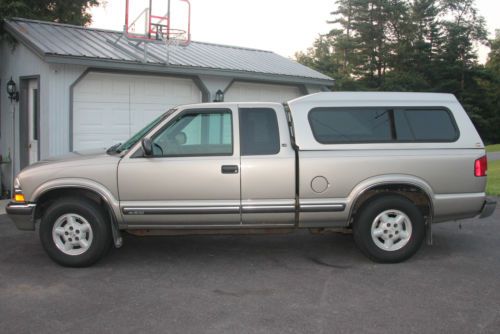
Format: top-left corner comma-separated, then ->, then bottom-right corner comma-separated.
6,202 -> 36,231
479,198 -> 497,219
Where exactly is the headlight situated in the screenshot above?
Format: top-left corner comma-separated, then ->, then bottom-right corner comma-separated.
14,177 -> 21,190
13,177 -> 26,202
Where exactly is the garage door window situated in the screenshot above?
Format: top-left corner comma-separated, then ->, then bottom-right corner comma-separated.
152,109 -> 233,156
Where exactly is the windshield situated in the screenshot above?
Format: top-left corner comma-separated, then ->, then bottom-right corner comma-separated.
111,108 -> 177,154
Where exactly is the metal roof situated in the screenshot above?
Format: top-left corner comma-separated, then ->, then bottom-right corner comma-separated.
4,18 -> 333,86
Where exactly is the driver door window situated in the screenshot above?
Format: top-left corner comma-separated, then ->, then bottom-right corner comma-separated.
152,110 -> 233,157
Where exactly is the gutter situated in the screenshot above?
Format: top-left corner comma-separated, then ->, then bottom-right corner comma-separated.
43,54 -> 335,86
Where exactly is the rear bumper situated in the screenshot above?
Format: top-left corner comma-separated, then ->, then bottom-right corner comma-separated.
5,202 -> 36,231
479,198 -> 497,219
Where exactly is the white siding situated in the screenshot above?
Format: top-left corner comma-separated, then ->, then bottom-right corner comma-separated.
0,42 -> 49,182
224,82 -> 302,103
0,42 -> 86,188
72,72 -> 202,150
46,64 -> 86,156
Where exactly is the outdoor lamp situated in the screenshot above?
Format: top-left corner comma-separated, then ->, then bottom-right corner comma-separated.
214,89 -> 224,102
6,77 -> 19,102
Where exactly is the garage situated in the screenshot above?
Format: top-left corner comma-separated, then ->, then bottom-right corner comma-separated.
72,72 -> 202,151
2,18 -> 334,188
224,81 -> 302,103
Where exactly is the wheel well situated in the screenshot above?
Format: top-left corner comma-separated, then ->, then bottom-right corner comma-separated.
350,184 -> 432,225
34,188 -> 109,221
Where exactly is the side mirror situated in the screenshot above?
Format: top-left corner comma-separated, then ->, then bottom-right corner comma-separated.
141,138 -> 153,156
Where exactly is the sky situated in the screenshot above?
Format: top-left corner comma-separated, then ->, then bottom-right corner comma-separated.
90,0 -> 500,62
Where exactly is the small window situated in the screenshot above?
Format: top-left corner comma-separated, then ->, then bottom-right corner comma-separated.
309,108 -> 393,143
152,109 -> 232,157
239,108 -> 280,155
396,109 -> 458,141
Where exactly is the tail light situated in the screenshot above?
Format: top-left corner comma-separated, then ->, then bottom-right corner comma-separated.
474,155 -> 487,177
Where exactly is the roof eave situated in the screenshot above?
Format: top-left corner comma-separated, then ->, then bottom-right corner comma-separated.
3,20 -> 47,59
43,54 -> 335,86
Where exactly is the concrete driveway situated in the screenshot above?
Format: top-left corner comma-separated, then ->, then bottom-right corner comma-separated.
0,203 -> 499,334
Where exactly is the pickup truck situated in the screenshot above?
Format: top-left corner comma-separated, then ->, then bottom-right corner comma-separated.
6,92 -> 496,267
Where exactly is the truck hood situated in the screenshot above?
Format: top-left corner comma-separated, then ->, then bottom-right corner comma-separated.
17,149 -> 122,201
28,149 -> 112,166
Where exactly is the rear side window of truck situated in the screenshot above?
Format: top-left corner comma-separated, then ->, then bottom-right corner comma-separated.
239,108 -> 280,155
308,107 -> 459,144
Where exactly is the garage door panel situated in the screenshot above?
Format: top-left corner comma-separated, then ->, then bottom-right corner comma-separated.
73,72 -> 201,151
129,104 -> 167,134
74,74 -> 129,103
130,77 -> 200,105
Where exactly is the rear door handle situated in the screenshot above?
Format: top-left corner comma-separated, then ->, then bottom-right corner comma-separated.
221,165 -> 239,174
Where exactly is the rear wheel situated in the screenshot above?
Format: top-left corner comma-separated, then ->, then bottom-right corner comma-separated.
39,198 -> 111,267
353,195 -> 425,263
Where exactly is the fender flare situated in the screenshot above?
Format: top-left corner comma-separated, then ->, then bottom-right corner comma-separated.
346,174 -> 435,223
31,178 -> 123,248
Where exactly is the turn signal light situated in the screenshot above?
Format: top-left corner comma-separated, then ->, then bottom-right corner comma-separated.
14,194 -> 25,202
474,156 -> 487,177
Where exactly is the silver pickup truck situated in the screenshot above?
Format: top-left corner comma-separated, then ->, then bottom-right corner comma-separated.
7,92 -> 496,267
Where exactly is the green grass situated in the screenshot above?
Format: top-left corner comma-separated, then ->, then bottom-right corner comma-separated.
486,144 -> 500,153
487,160 -> 500,196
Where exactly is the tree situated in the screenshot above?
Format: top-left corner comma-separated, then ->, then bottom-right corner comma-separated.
438,0 -> 488,95
0,0 -> 101,26
474,36 -> 500,144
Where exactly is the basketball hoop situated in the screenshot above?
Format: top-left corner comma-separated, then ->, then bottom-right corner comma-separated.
124,0 -> 191,46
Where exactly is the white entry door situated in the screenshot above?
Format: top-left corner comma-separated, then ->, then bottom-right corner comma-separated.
28,79 -> 39,164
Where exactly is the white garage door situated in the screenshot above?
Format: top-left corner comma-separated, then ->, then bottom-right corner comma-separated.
73,72 -> 202,151
224,81 -> 302,103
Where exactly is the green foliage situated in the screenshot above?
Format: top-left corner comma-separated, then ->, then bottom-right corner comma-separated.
0,0 -> 101,26
296,0 -> 500,143
486,145 -> 500,153
487,160 -> 500,197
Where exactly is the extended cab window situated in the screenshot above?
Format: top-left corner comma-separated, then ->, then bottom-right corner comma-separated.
152,109 -> 232,156
309,107 -> 458,144
239,108 -> 280,155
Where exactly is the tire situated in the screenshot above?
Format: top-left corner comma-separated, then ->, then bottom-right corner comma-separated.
39,198 -> 112,267
353,195 -> 425,263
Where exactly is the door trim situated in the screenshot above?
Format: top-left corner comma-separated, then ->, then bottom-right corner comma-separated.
122,206 -> 240,215
19,75 -> 40,169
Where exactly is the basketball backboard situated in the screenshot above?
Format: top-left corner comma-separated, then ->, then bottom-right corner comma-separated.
125,0 -> 191,45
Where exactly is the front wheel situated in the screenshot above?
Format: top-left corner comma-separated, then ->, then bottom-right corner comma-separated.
353,195 -> 425,263
39,198 -> 111,267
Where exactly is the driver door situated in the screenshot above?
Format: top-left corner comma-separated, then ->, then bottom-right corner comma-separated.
118,107 -> 241,227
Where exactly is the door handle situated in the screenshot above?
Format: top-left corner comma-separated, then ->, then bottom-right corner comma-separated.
221,165 -> 239,174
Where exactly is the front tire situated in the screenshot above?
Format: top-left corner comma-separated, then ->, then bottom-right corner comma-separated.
39,198 -> 111,267
353,195 -> 425,263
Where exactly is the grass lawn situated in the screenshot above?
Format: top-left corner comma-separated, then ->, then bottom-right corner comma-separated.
486,144 -> 500,153
487,160 -> 500,196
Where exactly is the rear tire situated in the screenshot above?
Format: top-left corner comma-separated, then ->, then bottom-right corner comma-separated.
39,198 -> 111,267
353,195 -> 425,263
